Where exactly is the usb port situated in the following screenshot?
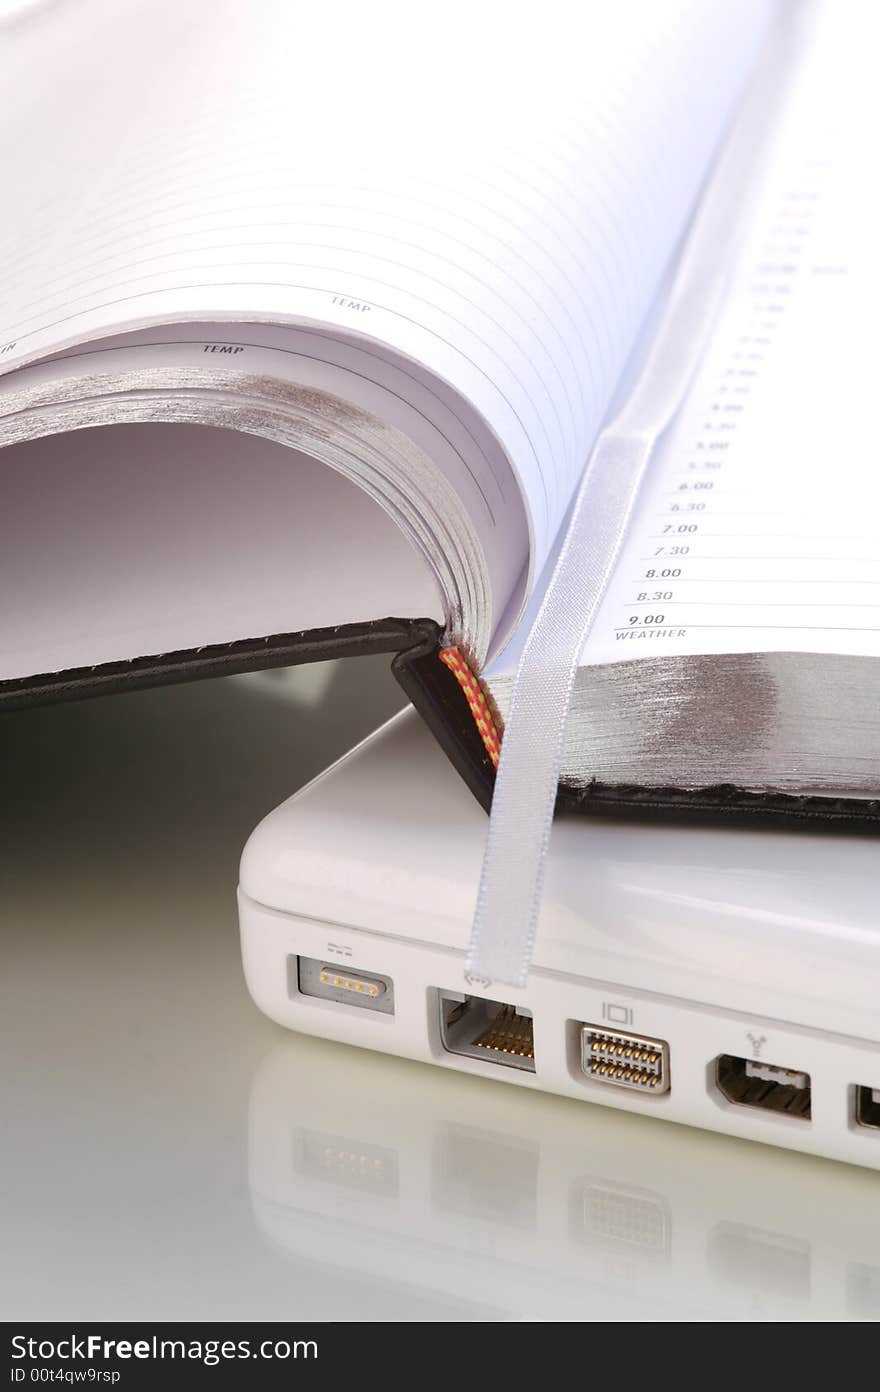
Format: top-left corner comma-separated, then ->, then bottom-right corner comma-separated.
438,991 -> 535,1072
294,955 -> 394,1014
715,1054 -> 811,1119
580,1024 -> 670,1094
854,1085 -> 880,1131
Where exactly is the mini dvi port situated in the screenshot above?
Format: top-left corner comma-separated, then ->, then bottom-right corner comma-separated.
574,1178 -> 671,1258
580,1024 -> 670,1095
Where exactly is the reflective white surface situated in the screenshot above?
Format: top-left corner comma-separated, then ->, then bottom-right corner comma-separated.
2,666 -> 878,1321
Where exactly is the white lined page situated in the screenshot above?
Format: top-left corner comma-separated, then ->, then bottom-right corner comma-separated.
0,0 -> 771,587
585,5 -> 880,665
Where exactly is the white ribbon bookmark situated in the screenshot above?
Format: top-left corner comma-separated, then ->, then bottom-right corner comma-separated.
466,25 -> 795,988
466,427 -> 665,989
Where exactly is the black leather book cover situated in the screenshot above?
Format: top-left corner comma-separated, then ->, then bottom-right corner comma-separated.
4,626 -> 879,832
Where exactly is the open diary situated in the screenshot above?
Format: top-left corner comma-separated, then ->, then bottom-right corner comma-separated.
2,0 -> 877,827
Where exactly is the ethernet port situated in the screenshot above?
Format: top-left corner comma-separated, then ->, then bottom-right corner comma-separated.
432,1125 -> 539,1228
715,1054 -> 811,1120
437,991 -> 535,1072
854,1085 -> 880,1131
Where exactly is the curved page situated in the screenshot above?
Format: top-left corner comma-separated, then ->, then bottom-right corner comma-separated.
1,0 -> 772,636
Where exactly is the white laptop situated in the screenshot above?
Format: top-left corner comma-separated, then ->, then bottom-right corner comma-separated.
238,709 -> 880,1171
